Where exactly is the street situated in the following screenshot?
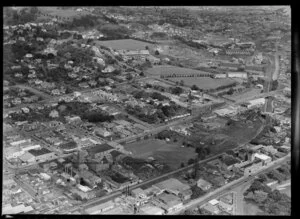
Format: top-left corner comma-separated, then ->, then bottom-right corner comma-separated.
170,153 -> 290,215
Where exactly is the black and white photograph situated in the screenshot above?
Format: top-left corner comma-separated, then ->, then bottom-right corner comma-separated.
2,6 -> 292,215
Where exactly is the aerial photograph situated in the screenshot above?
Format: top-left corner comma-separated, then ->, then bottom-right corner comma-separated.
2,6 -> 291,215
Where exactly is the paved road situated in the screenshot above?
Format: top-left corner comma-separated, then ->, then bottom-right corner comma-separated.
58,119 -> 266,214
58,151 -> 228,214
170,154 -> 290,215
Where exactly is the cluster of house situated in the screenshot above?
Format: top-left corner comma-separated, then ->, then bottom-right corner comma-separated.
2,178 -> 35,214
148,23 -> 191,38
81,90 -> 120,103
205,143 -> 289,178
213,99 -> 265,118
95,119 -> 149,139
3,87 -> 40,108
84,177 -> 192,215
169,124 -> 192,136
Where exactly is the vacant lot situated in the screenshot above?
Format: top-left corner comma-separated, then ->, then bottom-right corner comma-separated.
221,117 -> 264,145
243,201 -> 265,215
169,77 -> 236,90
124,139 -> 197,170
223,88 -> 262,102
96,39 -> 154,51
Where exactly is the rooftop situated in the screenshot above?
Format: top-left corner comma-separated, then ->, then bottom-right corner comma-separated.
85,200 -> 114,214
254,153 -> 271,161
28,147 -> 53,157
154,178 -> 190,193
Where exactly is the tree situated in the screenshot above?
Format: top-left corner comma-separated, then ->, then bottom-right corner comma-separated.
191,84 -> 199,90
170,86 -> 184,95
139,71 -> 145,76
227,87 -> 235,95
180,163 -> 185,168
145,46 -> 149,50
257,173 -> 268,183
191,185 -> 206,199
155,50 -> 160,55
179,80 -> 185,86
188,158 -> 195,165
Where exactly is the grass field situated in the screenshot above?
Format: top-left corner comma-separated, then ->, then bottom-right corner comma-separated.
146,65 -> 212,76
124,139 -> 197,170
169,77 -> 236,90
38,7 -> 90,21
96,39 -> 154,51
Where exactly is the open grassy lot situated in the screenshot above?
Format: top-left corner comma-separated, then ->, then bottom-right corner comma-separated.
96,39 -> 154,51
152,147 -> 197,170
243,201 -> 265,215
124,139 -> 197,170
169,77 -> 236,90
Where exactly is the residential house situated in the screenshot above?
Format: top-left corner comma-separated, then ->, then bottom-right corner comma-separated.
208,176 -> 227,187
153,193 -> 183,213
197,178 -> 213,191
85,200 -> 115,214
201,203 -> 220,215
94,127 -> 112,138
242,159 -> 263,176
153,178 -> 192,201
102,65 -> 115,73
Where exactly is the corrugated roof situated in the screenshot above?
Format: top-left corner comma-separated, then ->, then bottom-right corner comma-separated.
155,178 -> 190,192
28,147 -> 52,156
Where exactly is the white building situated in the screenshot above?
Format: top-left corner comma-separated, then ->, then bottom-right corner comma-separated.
85,200 -> 115,214
214,106 -> 239,117
254,153 -> 272,164
247,98 -> 265,109
140,204 -> 165,215
227,72 -> 248,79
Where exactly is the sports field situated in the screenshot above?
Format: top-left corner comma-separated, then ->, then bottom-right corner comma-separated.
169,77 -> 236,90
146,65 -> 211,76
124,139 -> 197,170
96,39 -> 154,51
